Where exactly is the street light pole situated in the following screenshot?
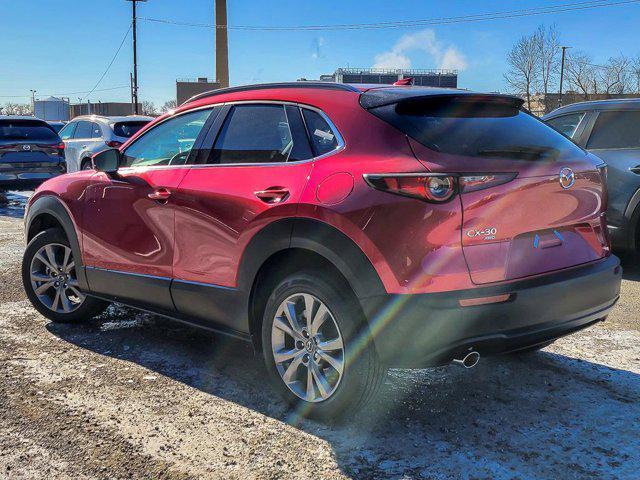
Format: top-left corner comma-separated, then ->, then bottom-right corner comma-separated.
558,46 -> 571,108
126,0 -> 147,114
30,89 -> 36,116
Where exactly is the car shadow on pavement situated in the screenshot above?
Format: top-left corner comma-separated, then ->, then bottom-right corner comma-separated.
0,190 -> 30,219
46,304 -> 640,479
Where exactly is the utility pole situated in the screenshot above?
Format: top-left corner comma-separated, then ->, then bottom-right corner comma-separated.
126,0 -> 147,114
558,46 -> 571,108
215,0 -> 229,88
30,89 -> 36,116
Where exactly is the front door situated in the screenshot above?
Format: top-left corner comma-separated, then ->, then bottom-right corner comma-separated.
172,103 -> 317,331
82,107 -> 216,311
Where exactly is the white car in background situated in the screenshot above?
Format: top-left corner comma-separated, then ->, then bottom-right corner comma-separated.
58,115 -> 153,172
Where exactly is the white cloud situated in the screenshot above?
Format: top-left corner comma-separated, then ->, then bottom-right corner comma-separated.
372,29 -> 467,71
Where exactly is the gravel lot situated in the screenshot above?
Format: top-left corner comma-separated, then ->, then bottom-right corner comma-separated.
1,191 -> 639,479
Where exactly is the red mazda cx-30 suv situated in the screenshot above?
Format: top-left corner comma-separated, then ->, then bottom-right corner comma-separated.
22,83 -> 621,419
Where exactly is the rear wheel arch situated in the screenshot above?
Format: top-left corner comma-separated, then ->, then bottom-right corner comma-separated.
241,218 -> 386,351
25,196 -> 88,290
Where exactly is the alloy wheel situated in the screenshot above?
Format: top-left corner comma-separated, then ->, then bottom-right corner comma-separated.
271,293 -> 345,403
29,243 -> 85,313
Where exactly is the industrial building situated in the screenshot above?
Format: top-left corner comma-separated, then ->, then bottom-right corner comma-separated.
318,68 -> 458,88
176,78 -> 221,105
34,96 -> 70,121
69,102 -> 141,118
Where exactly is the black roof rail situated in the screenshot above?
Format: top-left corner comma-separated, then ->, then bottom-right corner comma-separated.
182,82 -> 360,106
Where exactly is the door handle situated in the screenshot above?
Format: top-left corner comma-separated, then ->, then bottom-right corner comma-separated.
148,188 -> 172,203
254,187 -> 290,204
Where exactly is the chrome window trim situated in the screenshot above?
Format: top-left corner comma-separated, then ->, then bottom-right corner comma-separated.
116,100 -> 345,173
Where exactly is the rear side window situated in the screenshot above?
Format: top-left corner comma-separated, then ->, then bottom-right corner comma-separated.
91,122 -> 102,138
587,111 -> 640,149
113,121 -> 150,138
546,112 -> 585,139
0,120 -> 59,142
302,109 -> 340,157
212,104 -> 295,164
369,97 -> 584,161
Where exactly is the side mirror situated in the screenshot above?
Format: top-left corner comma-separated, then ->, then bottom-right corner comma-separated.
92,148 -> 121,174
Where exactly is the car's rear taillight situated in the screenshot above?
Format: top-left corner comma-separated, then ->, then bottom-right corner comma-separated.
56,142 -> 65,150
458,173 -> 518,193
106,140 -> 122,148
363,174 -> 457,203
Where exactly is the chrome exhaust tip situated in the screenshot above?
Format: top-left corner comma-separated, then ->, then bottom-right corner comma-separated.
452,351 -> 480,369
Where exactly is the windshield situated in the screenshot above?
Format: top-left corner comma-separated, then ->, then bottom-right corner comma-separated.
369,97 -> 585,161
0,120 -> 60,142
112,121 -> 150,138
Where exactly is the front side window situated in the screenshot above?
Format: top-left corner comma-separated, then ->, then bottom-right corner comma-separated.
212,104 -> 295,164
58,122 -> 76,140
546,112 -> 585,139
122,108 -> 212,167
302,108 -> 340,157
587,111 -> 640,149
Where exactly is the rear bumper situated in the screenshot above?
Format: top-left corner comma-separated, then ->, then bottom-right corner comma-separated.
363,255 -> 622,367
0,169 -> 63,189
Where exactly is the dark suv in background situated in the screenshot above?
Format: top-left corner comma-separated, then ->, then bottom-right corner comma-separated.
544,99 -> 640,254
0,116 -> 66,193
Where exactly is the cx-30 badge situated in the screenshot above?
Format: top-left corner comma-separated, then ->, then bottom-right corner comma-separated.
559,167 -> 575,189
466,227 -> 497,240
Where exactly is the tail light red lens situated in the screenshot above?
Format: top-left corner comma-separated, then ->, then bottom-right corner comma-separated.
56,142 -> 65,150
106,141 -> 122,148
458,173 -> 517,193
363,174 -> 457,203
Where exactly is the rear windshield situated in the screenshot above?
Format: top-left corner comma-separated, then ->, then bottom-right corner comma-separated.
368,97 -> 585,161
0,120 -> 59,142
112,121 -> 150,138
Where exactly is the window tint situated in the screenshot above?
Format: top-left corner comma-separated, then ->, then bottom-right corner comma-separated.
302,109 -> 339,157
91,122 -> 102,138
73,121 -> 93,139
285,105 -> 313,161
0,120 -> 59,142
122,108 -> 212,168
369,97 -> 584,161
58,122 -> 76,140
587,111 -> 640,149
212,104 -> 294,164
546,112 -> 585,138
113,121 -> 150,138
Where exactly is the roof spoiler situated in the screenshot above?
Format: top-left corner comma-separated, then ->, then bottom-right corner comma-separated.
360,90 -> 525,110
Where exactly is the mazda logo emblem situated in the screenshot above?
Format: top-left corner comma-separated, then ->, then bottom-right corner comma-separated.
22,144 -> 31,151
559,167 -> 575,189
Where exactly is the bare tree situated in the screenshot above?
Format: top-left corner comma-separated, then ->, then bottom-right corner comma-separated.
161,100 -> 177,113
565,51 -> 597,98
631,55 -> 640,93
534,24 -> 560,97
2,103 -> 32,115
504,33 -> 539,110
598,55 -> 631,94
141,101 -> 157,116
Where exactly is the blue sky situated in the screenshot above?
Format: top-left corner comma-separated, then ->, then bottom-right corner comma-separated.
1,0 -> 639,106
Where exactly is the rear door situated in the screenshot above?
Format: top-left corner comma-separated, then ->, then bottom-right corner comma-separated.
172,102 -> 315,330
367,94 -> 609,285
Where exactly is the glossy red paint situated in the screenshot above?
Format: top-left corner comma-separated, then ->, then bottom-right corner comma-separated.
27,83 -> 609,299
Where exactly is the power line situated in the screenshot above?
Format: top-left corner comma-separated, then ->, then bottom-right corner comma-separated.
0,85 -> 130,100
79,24 -> 132,102
140,0 -> 640,31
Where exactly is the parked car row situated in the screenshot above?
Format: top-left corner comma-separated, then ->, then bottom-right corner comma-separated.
21,82 -> 622,419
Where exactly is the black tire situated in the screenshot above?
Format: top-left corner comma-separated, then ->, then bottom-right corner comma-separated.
261,272 -> 385,422
22,228 -> 109,323
80,159 -> 93,171
510,340 -> 554,355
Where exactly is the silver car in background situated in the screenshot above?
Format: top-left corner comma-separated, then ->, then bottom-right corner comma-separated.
544,99 -> 640,255
58,115 -> 152,172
